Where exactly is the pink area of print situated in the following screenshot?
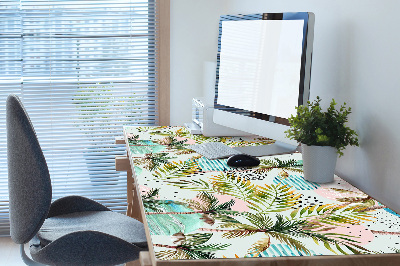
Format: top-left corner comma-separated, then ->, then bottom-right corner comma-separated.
323,224 -> 374,246
314,177 -> 368,202
214,194 -> 249,212
176,136 -> 196,145
314,187 -> 361,201
126,133 -> 138,140
139,185 -> 159,198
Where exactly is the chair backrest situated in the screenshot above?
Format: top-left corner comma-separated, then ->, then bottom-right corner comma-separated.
7,94 -> 52,244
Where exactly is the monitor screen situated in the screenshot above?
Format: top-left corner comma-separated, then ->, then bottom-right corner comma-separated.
217,19 -> 304,119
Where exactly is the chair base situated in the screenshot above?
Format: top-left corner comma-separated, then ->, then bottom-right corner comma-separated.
20,244 -> 45,266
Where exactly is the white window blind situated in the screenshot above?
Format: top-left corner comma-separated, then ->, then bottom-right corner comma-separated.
0,0 -> 159,236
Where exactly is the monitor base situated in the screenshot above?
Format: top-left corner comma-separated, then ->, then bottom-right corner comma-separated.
233,141 -> 299,157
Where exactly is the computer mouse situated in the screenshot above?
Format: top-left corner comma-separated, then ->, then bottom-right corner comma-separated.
227,154 -> 260,167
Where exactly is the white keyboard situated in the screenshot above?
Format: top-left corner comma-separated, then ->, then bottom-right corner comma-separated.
189,142 -> 242,160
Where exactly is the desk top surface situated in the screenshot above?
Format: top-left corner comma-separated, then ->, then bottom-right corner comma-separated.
123,126 -> 400,262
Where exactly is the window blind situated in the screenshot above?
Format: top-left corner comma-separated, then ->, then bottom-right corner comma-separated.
0,0 -> 159,236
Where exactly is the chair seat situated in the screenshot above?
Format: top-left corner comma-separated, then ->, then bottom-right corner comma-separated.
37,211 -> 147,248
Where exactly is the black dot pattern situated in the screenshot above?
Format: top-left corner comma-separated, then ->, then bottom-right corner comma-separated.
370,210 -> 400,232
296,194 -> 325,208
235,169 -> 270,181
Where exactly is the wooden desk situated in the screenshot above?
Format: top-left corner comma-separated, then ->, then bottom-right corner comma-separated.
117,126 -> 400,266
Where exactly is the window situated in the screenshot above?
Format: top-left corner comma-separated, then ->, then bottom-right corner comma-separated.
0,0 -> 169,236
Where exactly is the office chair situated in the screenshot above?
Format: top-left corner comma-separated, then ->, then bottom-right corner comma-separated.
6,94 -> 148,265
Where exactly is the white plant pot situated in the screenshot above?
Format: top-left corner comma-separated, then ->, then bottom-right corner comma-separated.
301,144 -> 338,183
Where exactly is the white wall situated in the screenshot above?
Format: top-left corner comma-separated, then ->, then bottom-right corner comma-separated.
170,0 -> 400,212
170,0 -> 228,125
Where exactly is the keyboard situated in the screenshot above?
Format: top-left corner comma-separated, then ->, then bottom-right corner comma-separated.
189,142 -> 242,160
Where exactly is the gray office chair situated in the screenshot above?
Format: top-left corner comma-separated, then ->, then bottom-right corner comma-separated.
6,94 -> 148,265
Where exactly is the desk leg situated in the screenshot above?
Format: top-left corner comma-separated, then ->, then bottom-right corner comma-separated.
116,155 -> 143,223
126,169 -> 134,217
139,252 -> 152,266
125,173 -> 147,266
124,252 -> 151,266
127,169 -> 143,223
117,139 -> 150,266
125,259 -> 140,266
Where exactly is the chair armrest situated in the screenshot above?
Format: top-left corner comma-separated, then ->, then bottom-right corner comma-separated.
47,195 -> 110,218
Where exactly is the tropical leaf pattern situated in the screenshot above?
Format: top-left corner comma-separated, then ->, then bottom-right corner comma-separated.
155,233 -> 231,259
124,126 -> 400,260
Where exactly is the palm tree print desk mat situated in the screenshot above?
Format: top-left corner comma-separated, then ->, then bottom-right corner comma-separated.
124,126 -> 400,260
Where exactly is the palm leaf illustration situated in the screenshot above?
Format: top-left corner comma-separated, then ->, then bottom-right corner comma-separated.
156,136 -> 190,151
153,160 -> 201,179
145,191 -> 236,217
201,213 -> 311,255
148,129 -> 176,136
256,158 -> 303,175
142,188 -> 160,200
161,127 -> 216,144
210,173 -> 301,213
166,178 -> 214,192
331,190 -> 378,211
141,188 -> 186,213
186,192 -> 221,211
167,172 -> 258,203
209,173 -> 258,202
133,153 -> 174,171
247,236 -> 271,256
289,203 -> 375,228
186,191 -> 236,214
249,183 -> 301,213
145,192 -> 238,226
166,172 -> 301,213
127,134 -> 140,144
154,233 -> 230,260
200,213 -> 372,256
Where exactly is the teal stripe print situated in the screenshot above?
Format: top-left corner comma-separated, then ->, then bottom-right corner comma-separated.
246,244 -> 318,257
195,157 -> 230,172
274,175 -> 320,190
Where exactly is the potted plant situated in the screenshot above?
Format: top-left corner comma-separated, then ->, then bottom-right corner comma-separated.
285,96 -> 359,183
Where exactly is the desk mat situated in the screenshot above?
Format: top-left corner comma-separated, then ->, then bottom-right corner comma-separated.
124,126 -> 400,260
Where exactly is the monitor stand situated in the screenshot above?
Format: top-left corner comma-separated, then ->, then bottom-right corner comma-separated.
232,141 -> 299,157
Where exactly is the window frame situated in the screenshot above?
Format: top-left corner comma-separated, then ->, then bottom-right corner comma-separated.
156,0 -> 170,126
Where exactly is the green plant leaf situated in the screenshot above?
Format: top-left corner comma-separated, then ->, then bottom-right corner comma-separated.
285,96 -> 359,157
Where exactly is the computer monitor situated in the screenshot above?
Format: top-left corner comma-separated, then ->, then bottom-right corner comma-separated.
213,12 -> 315,156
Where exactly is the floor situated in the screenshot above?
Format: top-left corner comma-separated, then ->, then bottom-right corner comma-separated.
0,237 -> 25,266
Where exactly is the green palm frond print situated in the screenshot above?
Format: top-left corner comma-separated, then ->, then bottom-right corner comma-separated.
143,190 -> 238,226
141,188 -> 187,213
256,158 -> 304,176
155,233 -> 231,260
203,213 -> 372,256
125,126 -> 400,260
249,183 -> 301,213
186,192 -> 236,214
153,160 -> 201,179
155,136 -> 191,151
289,203 -> 375,227
133,153 -> 174,171
167,172 -> 301,213
210,172 -> 259,202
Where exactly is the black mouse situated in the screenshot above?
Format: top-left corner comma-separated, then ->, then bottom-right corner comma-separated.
227,154 -> 260,167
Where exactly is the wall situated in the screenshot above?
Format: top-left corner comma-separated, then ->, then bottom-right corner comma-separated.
170,0 -> 400,212
170,0 -> 228,125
